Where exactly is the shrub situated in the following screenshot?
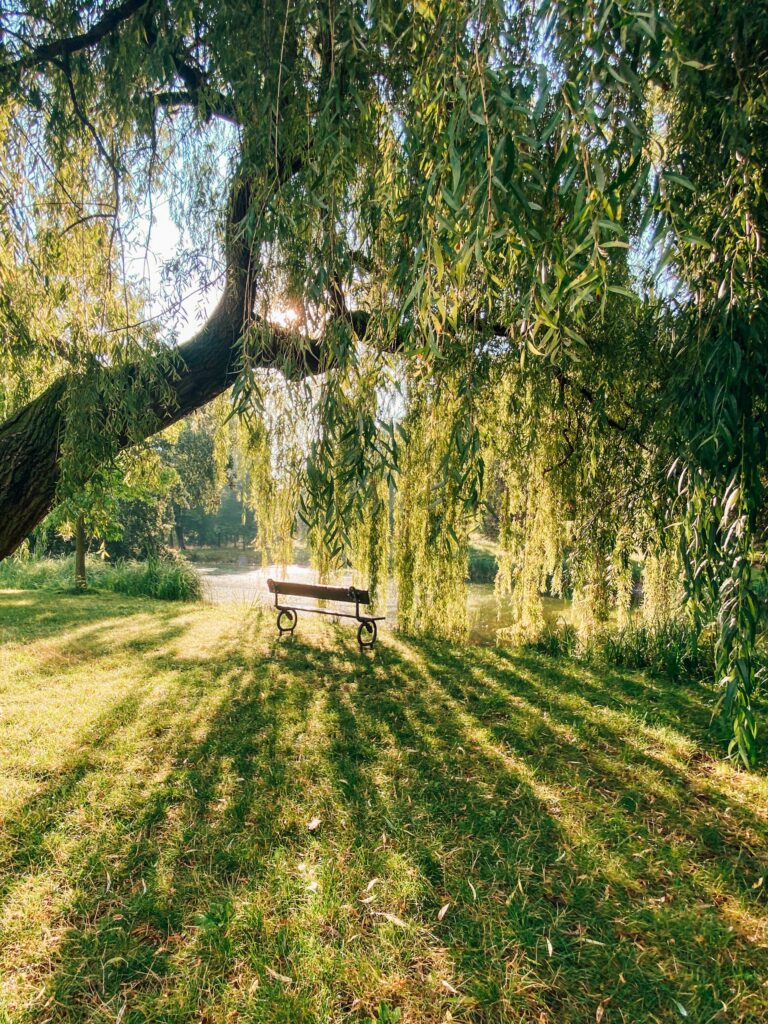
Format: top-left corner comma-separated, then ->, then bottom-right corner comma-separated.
467,545 -> 498,584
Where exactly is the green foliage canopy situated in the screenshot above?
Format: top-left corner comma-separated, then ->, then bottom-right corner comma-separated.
0,0 -> 765,758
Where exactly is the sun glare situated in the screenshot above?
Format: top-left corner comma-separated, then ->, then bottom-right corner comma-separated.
268,304 -> 300,329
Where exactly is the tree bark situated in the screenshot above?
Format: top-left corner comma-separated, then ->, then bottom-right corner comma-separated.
174,517 -> 187,551
74,513 -> 87,589
0,276 -> 347,561
0,378 -> 68,561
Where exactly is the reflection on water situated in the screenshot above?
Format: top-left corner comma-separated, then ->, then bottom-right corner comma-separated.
464,581 -> 572,642
193,560 -> 571,644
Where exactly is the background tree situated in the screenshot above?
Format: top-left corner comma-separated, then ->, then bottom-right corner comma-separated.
158,409 -> 228,550
40,447 -> 177,582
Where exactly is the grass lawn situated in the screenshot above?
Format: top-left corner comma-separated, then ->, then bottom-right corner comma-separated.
1,590 -> 767,1023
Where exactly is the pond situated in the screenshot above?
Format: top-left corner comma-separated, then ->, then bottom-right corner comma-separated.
193,556 -> 572,644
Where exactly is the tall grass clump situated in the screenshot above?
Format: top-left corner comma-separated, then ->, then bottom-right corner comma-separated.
0,553 -> 201,602
0,555 -> 76,591
107,557 -> 202,601
526,621 -> 579,659
585,619 -> 714,682
522,617 -> 714,682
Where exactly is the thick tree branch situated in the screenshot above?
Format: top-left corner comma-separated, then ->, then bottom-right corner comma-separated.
0,305 -> 292,559
15,0 -> 149,68
154,89 -> 239,125
553,367 -> 652,454
10,1 -> 240,126
0,279 -> 380,559
164,50 -> 239,123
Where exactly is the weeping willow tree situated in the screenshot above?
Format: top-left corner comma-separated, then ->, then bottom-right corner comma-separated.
0,0 -> 765,759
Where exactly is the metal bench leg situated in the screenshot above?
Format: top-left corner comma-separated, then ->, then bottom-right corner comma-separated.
277,608 -> 297,635
357,619 -> 377,648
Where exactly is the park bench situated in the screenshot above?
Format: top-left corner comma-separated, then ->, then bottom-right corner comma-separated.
266,578 -> 384,648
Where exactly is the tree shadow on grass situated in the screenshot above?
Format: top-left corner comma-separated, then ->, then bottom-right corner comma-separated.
320,638 -> 768,1020
1,596 -> 767,1023
0,591 -> 122,643
413,639 -> 768,903
0,598 -> 197,903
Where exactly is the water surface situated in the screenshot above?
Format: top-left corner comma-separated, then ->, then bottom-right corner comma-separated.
193,557 -> 571,644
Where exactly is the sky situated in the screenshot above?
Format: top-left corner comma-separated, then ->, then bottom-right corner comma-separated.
126,198 -> 223,344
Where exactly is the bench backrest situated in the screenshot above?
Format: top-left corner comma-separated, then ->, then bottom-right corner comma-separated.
267,578 -> 371,605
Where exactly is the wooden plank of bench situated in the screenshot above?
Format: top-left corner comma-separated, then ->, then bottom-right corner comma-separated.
274,605 -> 384,620
267,578 -> 370,605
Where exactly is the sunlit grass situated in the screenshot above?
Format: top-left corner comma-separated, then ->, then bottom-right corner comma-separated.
1,589 -> 767,1023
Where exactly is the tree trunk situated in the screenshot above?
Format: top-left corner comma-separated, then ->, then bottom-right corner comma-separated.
175,520 -> 187,551
0,378 -> 68,562
74,513 -> 87,589
0,287 -> 251,560
0,172 -> 260,561
0,278 -> 364,561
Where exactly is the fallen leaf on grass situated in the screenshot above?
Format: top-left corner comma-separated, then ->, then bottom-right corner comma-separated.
265,966 -> 293,986
441,979 -> 459,995
307,816 -> 321,832
365,877 -> 380,892
437,903 -> 450,921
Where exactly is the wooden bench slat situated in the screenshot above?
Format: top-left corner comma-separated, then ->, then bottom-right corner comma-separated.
273,605 -> 384,621
267,578 -> 371,605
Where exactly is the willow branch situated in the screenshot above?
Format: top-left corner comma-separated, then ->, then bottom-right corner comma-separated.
15,0 -> 149,68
